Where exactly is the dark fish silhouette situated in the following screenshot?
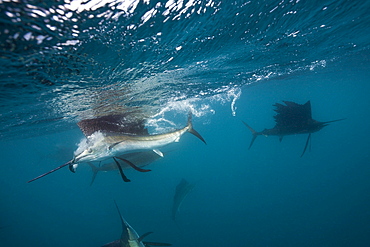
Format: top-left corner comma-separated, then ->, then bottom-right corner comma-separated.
172,179 -> 195,221
102,201 -> 172,247
243,100 -> 345,156
28,112 -> 206,183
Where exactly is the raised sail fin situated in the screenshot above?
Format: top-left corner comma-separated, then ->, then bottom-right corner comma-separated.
77,113 -> 148,137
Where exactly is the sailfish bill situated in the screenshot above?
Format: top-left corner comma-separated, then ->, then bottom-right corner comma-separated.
27,160 -> 72,183
243,100 -> 345,156
28,111 -> 206,183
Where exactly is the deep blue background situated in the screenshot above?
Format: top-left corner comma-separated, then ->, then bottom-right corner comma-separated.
1,53 -> 369,246
1,0 -> 370,246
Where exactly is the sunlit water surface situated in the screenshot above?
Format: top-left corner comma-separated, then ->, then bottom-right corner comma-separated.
1,0 -> 370,246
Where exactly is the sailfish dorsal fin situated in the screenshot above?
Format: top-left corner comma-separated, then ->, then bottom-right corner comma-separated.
273,100 -> 313,128
77,113 -> 148,137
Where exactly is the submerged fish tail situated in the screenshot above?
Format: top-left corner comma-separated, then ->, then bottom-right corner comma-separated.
242,121 -> 258,149
186,112 -> 207,144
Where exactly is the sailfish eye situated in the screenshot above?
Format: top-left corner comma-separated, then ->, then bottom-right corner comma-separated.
87,148 -> 93,153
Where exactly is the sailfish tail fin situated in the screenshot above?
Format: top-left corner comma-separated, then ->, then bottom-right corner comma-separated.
187,112 -> 207,144
242,121 -> 259,149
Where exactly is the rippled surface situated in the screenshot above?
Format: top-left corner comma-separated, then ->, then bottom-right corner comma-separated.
1,0 -> 369,139
1,1 -> 370,247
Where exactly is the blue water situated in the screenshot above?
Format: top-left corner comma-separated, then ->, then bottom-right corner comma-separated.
1,0 -> 370,246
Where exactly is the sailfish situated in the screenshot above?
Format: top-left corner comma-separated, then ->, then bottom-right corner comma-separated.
28,112 -> 206,183
102,201 -> 172,247
243,100 -> 345,157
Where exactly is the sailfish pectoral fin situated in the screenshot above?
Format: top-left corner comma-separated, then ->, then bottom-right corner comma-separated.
323,118 -> 346,124
113,157 -> 131,182
88,162 -> 100,186
115,157 -> 151,172
301,133 -> 311,157
153,149 -> 164,157
101,239 -> 121,247
108,141 -> 123,150
138,232 -> 154,242
143,241 -> 172,246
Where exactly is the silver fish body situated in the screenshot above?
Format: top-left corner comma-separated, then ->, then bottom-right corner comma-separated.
73,124 -> 190,164
27,112 -> 205,183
